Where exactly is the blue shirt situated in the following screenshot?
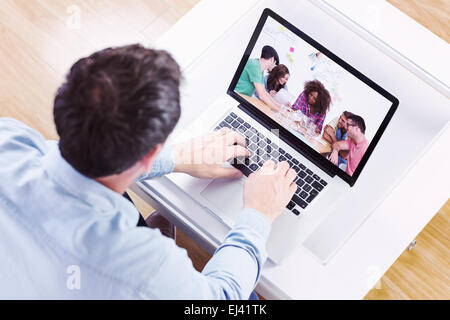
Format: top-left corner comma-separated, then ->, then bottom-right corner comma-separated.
0,118 -> 271,299
336,127 -> 348,141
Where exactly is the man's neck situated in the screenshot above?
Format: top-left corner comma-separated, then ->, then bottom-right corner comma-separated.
95,176 -> 129,195
259,58 -> 269,72
352,133 -> 366,145
92,146 -> 159,196
94,168 -> 143,195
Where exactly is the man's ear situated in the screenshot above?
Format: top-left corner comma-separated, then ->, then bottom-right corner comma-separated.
140,144 -> 163,174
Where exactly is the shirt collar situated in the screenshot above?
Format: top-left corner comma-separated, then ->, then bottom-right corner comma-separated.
352,137 -> 368,146
42,142 -> 139,218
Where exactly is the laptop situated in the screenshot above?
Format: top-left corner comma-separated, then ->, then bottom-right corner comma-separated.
165,8 -> 398,264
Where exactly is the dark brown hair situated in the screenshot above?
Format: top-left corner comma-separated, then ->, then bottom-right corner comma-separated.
261,45 -> 279,65
304,79 -> 331,115
267,64 -> 290,93
348,114 -> 366,134
342,111 -> 353,119
54,44 -> 182,178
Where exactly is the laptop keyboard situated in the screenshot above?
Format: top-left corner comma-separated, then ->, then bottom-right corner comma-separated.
215,112 -> 328,216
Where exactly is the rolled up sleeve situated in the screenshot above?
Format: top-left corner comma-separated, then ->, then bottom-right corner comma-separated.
200,208 -> 271,299
138,144 -> 175,180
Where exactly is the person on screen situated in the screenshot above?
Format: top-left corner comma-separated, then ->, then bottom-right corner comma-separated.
322,111 -> 353,144
328,114 -> 369,176
291,79 -> 331,134
235,45 -> 284,112
255,64 -> 290,99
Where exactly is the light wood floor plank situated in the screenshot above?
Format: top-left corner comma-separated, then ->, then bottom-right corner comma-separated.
364,200 -> 450,299
0,21 -> 59,138
387,0 -> 450,43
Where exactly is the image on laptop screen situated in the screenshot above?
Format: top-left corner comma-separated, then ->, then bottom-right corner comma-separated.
231,13 -> 397,180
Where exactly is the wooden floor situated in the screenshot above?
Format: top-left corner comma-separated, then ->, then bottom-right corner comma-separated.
0,0 -> 448,300
387,0 -> 450,43
0,0 -> 198,140
364,200 -> 450,299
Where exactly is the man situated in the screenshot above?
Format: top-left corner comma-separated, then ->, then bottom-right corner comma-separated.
0,45 -> 297,299
328,114 -> 369,176
235,45 -> 283,112
322,111 -> 352,166
322,111 -> 353,144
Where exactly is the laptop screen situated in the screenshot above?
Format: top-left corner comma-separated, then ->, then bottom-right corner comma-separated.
228,10 -> 398,185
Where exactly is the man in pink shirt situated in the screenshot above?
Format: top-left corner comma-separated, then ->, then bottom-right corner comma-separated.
328,114 -> 369,176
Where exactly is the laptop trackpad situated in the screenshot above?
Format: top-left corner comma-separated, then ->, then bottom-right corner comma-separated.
200,178 -> 245,227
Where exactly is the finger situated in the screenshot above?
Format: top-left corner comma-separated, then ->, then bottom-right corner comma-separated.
289,182 -> 298,196
223,130 -> 247,147
263,160 -> 275,168
259,160 -> 275,175
328,154 -> 335,163
215,127 -> 232,136
275,161 -> 290,175
285,168 -> 296,182
224,145 -> 250,161
261,160 -> 276,172
331,157 -> 338,165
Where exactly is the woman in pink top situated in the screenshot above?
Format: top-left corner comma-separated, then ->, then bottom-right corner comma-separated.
328,114 -> 369,176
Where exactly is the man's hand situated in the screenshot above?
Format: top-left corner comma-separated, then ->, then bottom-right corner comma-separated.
243,161 -> 297,222
172,128 -> 249,179
329,140 -> 348,166
329,149 -> 339,165
322,125 -> 336,144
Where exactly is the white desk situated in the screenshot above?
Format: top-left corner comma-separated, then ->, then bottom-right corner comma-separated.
131,0 -> 450,299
